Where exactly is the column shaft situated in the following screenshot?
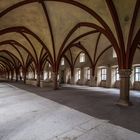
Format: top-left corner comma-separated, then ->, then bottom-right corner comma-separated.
52,72 -> 58,90
117,69 -> 132,106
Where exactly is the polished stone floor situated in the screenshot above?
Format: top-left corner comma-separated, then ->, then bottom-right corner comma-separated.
0,82 -> 140,140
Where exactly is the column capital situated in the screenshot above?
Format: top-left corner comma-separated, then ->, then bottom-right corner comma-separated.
119,69 -> 132,78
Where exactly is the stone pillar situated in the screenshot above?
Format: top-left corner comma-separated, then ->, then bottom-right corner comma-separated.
40,71 -> 44,80
22,68 -> 27,84
36,73 -> 40,87
15,68 -> 20,82
11,70 -> 14,81
33,70 -> 35,80
70,76 -> 75,84
70,66 -> 75,85
16,72 -> 18,81
90,75 -> 96,87
36,66 -> 41,87
7,71 -> 10,80
52,72 -> 59,90
90,68 -> 96,87
117,69 -> 132,106
9,71 -> 11,80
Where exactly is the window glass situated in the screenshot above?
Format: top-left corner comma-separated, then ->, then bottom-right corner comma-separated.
61,58 -> 65,65
135,67 -> 140,81
44,71 -> 48,80
80,53 -> 85,62
76,69 -> 81,81
116,68 -> 120,81
48,63 -> 51,67
87,68 -> 90,80
48,71 -> 51,79
78,69 -> 81,80
101,68 -> 107,80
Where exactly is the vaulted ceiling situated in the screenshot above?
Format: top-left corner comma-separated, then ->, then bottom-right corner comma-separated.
0,0 -> 140,73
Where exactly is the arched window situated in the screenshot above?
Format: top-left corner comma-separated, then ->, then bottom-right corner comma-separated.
48,71 -> 51,79
78,69 -> 81,80
135,67 -> 140,81
61,57 -> 65,65
116,67 -> 120,81
86,68 -> 90,80
80,53 -> 85,62
57,74 -> 59,80
44,71 -> 48,80
101,68 -> 107,80
48,63 -> 51,67
76,69 -> 81,81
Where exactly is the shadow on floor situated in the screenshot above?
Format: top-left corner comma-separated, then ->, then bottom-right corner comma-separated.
4,80 -> 140,133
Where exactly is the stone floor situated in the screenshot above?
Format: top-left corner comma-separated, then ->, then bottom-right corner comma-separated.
0,82 -> 140,140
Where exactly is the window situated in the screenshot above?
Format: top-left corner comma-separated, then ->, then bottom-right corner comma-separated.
135,67 -> 140,81
76,69 -> 81,81
116,67 -> 120,81
35,72 -> 37,79
48,71 -> 51,79
78,69 -> 81,80
28,72 -> 33,79
86,68 -> 90,80
20,71 -> 23,77
48,63 -> 51,67
80,53 -> 85,62
61,57 -> 65,65
101,68 -> 107,80
44,71 -> 48,80
57,74 -> 59,80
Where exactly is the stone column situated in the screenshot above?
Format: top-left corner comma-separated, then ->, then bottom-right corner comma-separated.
90,75 -> 96,87
70,66 -> 75,85
33,70 -> 35,80
7,71 -> 10,80
40,71 -> 44,80
117,69 -> 132,106
16,72 -> 18,82
90,68 -> 96,87
22,68 -> 27,84
11,70 -> 14,81
52,72 -> 59,90
15,68 -> 20,82
70,76 -> 75,85
36,73 -> 40,87
36,66 -> 41,87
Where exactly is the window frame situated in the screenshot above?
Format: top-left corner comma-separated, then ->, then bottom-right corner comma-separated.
48,63 -> 51,67
87,68 -> 90,80
77,69 -> 81,80
48,71 -> 51,79
101,68 -> 107,81
134,66 -> 140,82
115,67 -> 120,81
79,53 -> 85,63
44,71 -> 48,80
61,57 -> 65,66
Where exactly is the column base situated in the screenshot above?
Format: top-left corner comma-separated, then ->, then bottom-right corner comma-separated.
53,87 -> 59,90
36,84 -> 40,87
53,82 -> 59,90
116,99 -> 132,107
